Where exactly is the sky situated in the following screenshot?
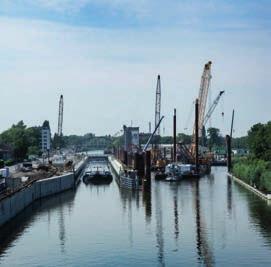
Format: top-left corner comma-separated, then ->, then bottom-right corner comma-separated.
0,0 -> 270,137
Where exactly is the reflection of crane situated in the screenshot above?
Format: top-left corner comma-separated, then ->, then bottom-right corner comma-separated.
155,75 -> 161,136
203,90 -> 225,127
193,180 -> 215,267
155,185 -> 165,267
58,95 -> 64,136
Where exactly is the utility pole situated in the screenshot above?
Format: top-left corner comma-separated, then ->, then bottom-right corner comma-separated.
230,109 -> 235,138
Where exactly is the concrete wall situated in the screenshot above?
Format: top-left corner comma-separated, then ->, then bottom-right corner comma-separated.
74,157 -> 89,177
0,173 -> 74,227
108,156 -> 123,176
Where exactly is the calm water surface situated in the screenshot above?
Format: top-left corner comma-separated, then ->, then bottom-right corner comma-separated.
0,167 -> 271,267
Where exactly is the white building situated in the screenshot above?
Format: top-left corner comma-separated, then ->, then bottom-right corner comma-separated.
41,125 -> 51,152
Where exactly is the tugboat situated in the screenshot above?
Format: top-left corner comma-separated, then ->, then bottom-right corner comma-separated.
83,164 -> 113,185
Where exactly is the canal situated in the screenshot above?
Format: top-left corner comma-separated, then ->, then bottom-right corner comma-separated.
0,167 -> 271,266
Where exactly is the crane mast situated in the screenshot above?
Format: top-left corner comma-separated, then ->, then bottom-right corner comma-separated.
58,95 -> 64,136
155,75 -> 161,136
197,61 -> 212,137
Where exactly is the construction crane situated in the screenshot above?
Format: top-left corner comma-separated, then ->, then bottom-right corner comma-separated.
58,95 -> 64,136
202,90 -> 225,127
197,61 -> 212,137
154,75 -> 161,136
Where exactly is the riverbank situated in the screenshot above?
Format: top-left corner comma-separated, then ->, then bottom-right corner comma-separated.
0,156 -> 89,228
228,173 -> 271,201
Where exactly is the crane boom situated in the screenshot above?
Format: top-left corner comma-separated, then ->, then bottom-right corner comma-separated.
198,61 -> 212,136
203,90 -> 225,126
144,116 -> 164,152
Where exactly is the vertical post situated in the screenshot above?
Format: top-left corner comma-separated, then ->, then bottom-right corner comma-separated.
144,150 -> 151,182
47,149 -> 50,164
123,150 -> 128,166
173,108 -> 177,162
230,109 -> 235,138
226,135 -> 232,172
195,99 -> 199,174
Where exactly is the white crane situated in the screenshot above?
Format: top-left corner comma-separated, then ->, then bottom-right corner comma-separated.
203,90 -> 225,127
197,61 -> 212,136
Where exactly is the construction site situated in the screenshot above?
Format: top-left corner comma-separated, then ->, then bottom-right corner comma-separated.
112,61 -> 228,184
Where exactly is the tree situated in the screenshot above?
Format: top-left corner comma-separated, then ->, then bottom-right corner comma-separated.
0,121 -> 42,160
177,133 -> 191,144
0,121 -> 28,160
207,127 -> 222,150
248,122 -> 271,161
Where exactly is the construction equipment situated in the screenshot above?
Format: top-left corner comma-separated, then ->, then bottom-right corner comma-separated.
154,75 -> 161,136
58,95 -> 64,136
143,116 -> 164,152
203,90 -> 225,127
195,61 -> 212,138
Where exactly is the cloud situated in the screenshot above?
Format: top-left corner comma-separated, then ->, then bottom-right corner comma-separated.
0,14 -> 270,136
2,0 -> 271,30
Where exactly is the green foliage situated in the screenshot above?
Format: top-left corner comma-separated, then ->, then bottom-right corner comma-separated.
0,160 -> 4,168
177,133 -> 191,144
248,122 -> 271,161
232,136 -> 249,149
0,121 -> 42,160
233,158 -> 271,193
27,146 -> 40,156
207,127 -> 223,150
4,159 -> 14,166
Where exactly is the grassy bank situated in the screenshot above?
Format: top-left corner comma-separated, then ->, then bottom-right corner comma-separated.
232,158 -> 271,194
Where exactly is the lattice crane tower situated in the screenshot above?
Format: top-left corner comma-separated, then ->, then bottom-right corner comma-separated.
155,75 -> 161,136
58,95 -> 64,136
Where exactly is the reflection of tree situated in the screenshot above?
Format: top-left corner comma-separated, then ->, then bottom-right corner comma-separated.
235,183 -> 271,246
0,190 -> 75,259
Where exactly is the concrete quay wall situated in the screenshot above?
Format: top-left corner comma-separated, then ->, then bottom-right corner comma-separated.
0,156 -> 90,228
108,156 -> 123,176
0,173 -> 74,227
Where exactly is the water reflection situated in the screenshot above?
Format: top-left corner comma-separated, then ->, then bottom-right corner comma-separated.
173,196 -> 179,241
1,168 -> 271,267
193,179 -> 215,267
227,176 -> 233,216
142,186 -> 152,223
0,189 -> 75,260
234,181 -> 271,246
155,183 -> 165,267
